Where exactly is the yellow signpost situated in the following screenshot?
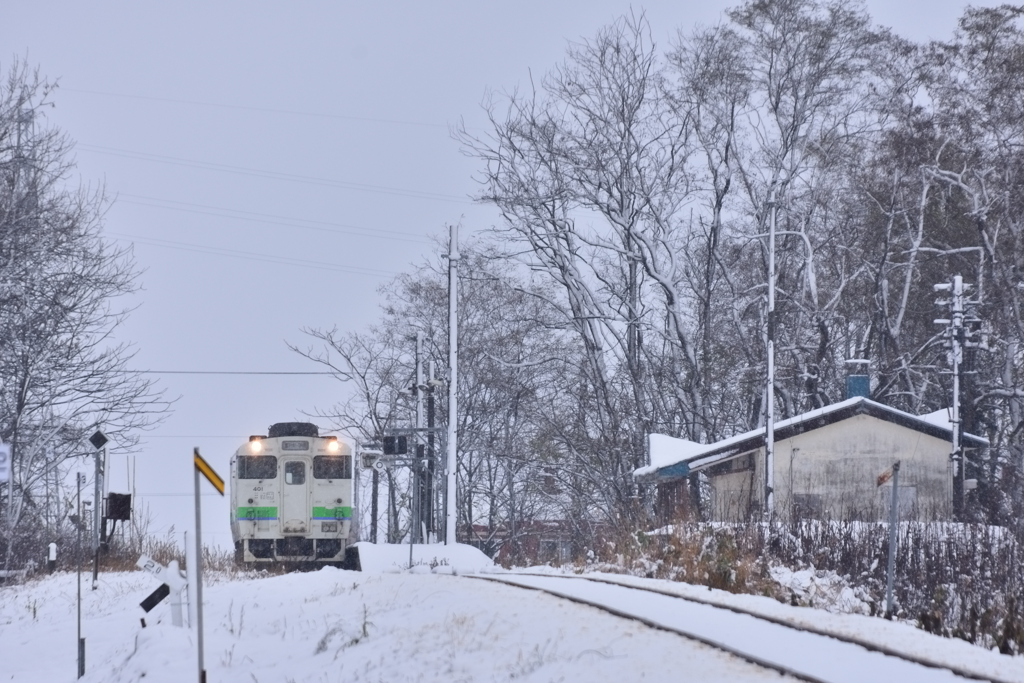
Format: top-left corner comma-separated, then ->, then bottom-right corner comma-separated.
192,448 -> 223,683
194,450 -> 224,495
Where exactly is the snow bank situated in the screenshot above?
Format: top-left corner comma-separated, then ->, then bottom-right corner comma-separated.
352,541 -> 494,573
2,567 -> 790,682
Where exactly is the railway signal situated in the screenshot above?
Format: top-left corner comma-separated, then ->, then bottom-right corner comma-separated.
382,435 -> 408,455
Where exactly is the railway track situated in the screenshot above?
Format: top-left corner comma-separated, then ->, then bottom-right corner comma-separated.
467,572 -> 1016,683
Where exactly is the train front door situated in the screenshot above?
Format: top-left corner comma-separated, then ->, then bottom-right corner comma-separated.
281,459 -> 309,534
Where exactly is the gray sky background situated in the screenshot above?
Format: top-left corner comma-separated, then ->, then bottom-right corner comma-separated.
2,1 -> 1003,549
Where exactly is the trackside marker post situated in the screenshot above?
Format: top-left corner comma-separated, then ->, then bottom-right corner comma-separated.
192,448 -> 224,683
137,555 -> 188,626
877,460 -> 901,618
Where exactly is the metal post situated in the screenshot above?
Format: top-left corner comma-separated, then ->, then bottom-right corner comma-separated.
445,223 -> 459,545
885,461 -> 900,618
370,466 -> 379,543
92,448 -> 101,589
427,360 -> 436,539
414,332 -> 424,544
951,276 -> 964,515
765,189 -> 777,517
935,276 -> 968,517
193,457 -> 206,683
409,455 -> 417,569
100,444 -> 109,552
77,472 -> 84,678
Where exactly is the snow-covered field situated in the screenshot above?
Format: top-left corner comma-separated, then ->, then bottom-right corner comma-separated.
1,543 -> 1020,682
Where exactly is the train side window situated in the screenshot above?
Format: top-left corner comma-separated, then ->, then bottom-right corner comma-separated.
313,455 -> 352,480
285,461 -> 305,485
238,456 -> 278,479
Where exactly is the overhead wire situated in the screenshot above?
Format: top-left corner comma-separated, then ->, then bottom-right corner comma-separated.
114,192 -> 430,244
134,371 -> 335,375
107,231 -> 398,277
63,88 -> 468,273
76,143 -> 471,204
61,86 -> 451,130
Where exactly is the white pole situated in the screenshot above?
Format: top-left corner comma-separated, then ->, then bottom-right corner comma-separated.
951,275 -> 963,515
92,444 -> 102,589
416,332 -> 424,430
77,473 -> 84,678
415,331 -> 424,544
765,189 -> 777,517
445,224 -> 460,545
193,452 -> 206,683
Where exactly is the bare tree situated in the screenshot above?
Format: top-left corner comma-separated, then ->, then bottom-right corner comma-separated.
0,60 -> 167,568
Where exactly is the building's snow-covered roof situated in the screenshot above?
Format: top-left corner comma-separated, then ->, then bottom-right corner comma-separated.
634,397 -> 988,483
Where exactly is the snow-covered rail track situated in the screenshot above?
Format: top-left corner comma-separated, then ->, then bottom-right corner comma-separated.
468,573 -> 1011,683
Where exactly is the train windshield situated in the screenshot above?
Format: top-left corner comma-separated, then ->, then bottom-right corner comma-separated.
313,455 -> 352,480
285,461 -> 306,485
237,455 -> 278,479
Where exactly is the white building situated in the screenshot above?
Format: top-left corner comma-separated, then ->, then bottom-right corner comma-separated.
633,397 -> 988,522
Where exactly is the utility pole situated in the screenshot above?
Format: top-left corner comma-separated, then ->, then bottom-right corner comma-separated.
426,359 -> 436,539
413,332 -> 424,544
765,189 -> 777,518
934,275 -> 981,517
445,223 -> 460,545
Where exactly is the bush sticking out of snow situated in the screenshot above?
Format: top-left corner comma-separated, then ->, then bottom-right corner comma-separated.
544,520 -> 1024,654
351,542 -> 494,574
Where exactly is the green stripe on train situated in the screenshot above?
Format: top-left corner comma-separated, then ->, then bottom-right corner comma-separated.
312,506 -> 352,520
236,506 -> 278,520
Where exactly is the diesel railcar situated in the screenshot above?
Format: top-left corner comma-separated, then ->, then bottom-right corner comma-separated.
230,422 -> 354,566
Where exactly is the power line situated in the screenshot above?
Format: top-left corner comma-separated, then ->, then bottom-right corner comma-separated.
136,435 -> 251,438
116,192 -> 430,244
76,143 -> 471,204
107,231 -> 397,277
134,370 -> 335,375
61,86 -> 450,130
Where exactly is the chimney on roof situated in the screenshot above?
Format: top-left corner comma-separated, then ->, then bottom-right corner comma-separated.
844,359 -> 870,399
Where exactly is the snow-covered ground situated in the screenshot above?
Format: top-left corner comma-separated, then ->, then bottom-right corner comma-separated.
1,544 -> 1020,682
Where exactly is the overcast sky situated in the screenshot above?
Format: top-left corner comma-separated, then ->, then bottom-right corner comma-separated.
2,1 -> 1003,549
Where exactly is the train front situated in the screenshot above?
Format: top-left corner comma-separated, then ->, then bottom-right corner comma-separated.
230,422 -> 354,565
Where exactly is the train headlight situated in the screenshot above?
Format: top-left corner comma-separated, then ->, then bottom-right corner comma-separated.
327,439 -> 339,453
250,439 -> 263,454
322,521 -> 338,532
